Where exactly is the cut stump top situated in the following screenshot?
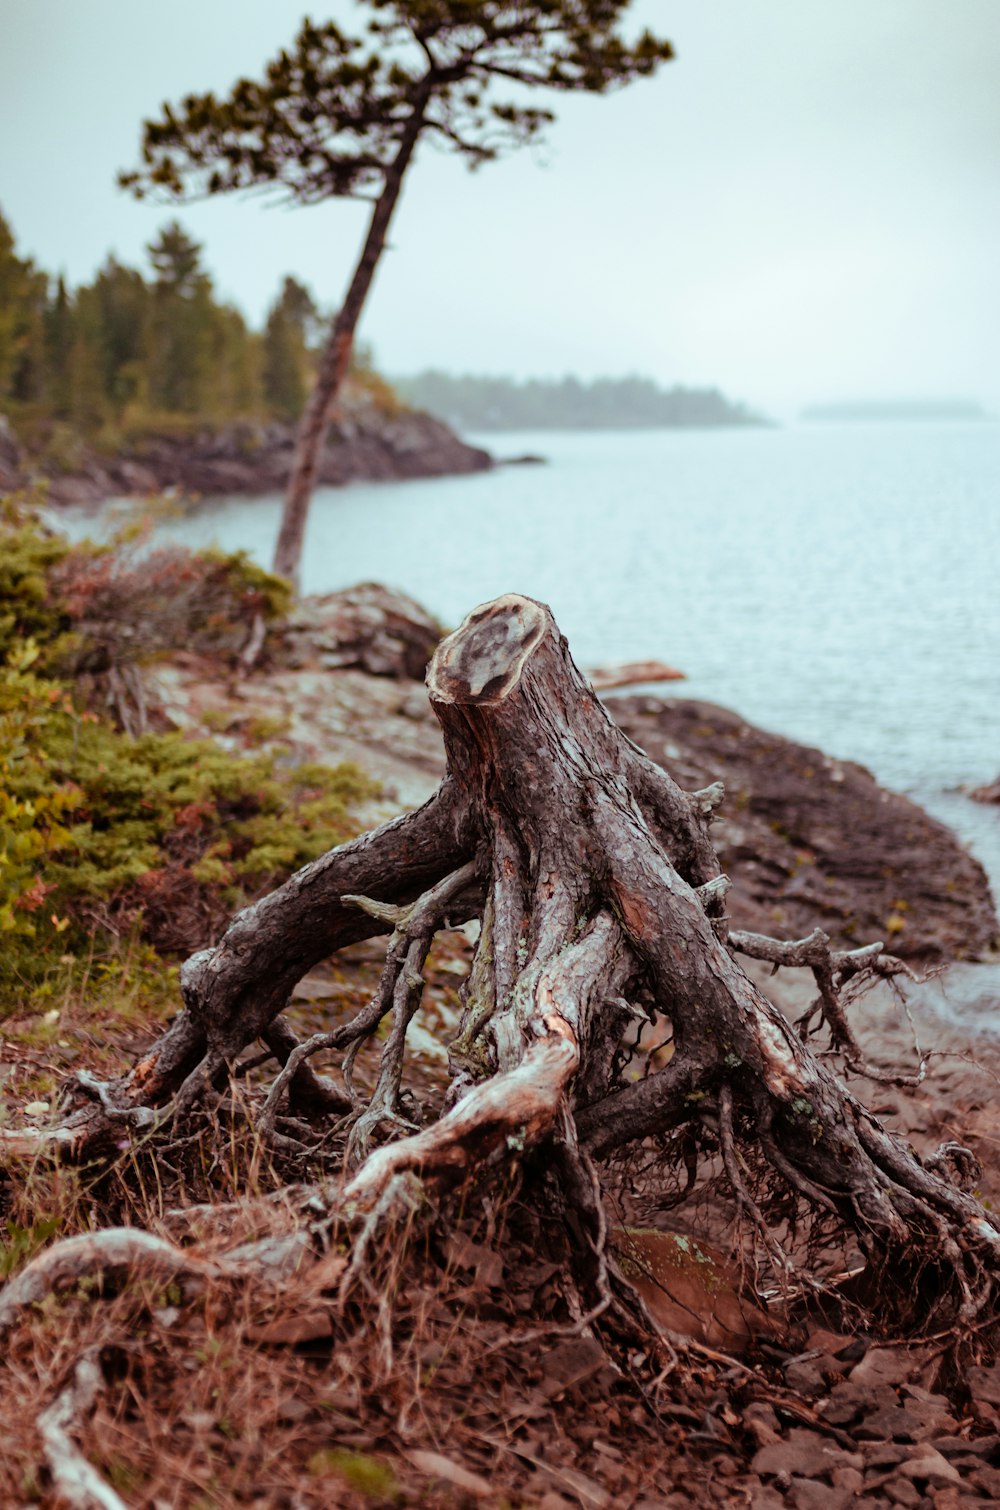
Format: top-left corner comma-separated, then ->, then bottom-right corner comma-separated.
427,594 -> 549,706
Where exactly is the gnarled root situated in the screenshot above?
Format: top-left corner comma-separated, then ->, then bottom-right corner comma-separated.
0,1230 -> 227,1340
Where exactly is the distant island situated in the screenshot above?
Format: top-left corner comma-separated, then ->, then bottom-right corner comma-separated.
802,399 -> 991,423
395,371 -> 766,432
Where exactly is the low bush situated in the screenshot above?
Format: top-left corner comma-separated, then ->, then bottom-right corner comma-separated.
1,493 -> 290,682
0,499 -> 374,1009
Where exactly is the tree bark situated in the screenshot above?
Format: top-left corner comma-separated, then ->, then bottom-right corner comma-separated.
272,80 -> 432,588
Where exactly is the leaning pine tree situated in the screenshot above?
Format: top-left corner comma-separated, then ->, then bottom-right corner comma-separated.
2,595 -> 998,1340
120,2 -> 675,588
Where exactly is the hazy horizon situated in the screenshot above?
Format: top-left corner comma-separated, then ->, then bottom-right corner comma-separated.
2,0 -> 998,419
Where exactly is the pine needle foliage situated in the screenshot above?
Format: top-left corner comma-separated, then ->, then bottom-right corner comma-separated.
121,4 -> 674,205
118,3 -> 675,585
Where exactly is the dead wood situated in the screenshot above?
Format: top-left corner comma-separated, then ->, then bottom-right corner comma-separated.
37,1351 -> 125,1510
3,592 -> 998,1333
0,1230 -> 226,1339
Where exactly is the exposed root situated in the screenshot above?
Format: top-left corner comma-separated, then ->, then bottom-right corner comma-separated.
339,911 -> 629,1213
718,1084 -> 794,1282
0,1119 -> 103,1161
38,1351 -> 126,1510
256,1028 -> 357,1143
336,1170 -> 427,1311
74,1069 -> 158,1126
554,1111 -> 612,1312
345,934 -> 430,1164
261,1016 -> 353,1115
731,925 -> 925,1084
0,1230 -> 226,1339
256,860 -> 478,1148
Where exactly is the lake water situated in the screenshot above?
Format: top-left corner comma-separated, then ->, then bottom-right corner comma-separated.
60,420 -> 1000,1018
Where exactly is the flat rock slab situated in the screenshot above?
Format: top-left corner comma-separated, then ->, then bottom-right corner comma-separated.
608,694 -> 998,960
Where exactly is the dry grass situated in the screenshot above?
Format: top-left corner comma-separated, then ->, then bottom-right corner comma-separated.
10,923 -> 992,1507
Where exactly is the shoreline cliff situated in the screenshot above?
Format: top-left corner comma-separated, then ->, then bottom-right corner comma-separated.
0,394 -> 492,509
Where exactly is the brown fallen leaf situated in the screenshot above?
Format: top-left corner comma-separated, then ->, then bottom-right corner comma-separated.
538,1338 -> 609,1400
534,1462 -> 611,1510
480,1435 -> 611,1509
299,1248 -> 349,1294
444,1233 -> 504,1289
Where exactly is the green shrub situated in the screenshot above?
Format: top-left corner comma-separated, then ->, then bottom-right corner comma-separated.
0,655 -> 373,999
0,496 -> 76,673
0,499 -> 374,1008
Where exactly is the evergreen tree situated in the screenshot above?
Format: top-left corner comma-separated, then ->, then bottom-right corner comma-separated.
145,221 -> 216,414
121,2 -> 674,588
0,209 -> 301,439
43,275 -> 75,418
65,288 -> 109,432
206,302 -> 263,422
87,257 -> 151,411
144,223 -> 263,420
0,211 -> 49,406
262,276 -> 318,421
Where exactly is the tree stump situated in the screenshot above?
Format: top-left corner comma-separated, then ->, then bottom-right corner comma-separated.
5,593 -> 999,1327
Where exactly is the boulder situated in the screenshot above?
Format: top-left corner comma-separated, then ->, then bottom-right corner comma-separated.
610,1227 -> 776,1350
277,583 -> 445,680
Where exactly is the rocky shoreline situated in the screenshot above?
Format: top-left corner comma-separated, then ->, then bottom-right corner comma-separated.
142,584 -> 999,966
609,694 -> 998,962
0,392 -> 492,507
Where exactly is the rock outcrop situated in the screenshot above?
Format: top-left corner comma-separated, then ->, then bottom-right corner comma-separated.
609,695 -> 998,961
275,582 -> 445,680
1,392 -> 492,507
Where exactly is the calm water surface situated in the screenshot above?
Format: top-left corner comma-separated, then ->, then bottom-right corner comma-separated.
64,420 -> 1000,1017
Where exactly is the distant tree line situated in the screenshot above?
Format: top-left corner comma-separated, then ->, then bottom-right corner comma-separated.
0,208 -> 326,446
395,370 -> 763,432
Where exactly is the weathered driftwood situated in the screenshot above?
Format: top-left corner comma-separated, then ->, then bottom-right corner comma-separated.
4,593 -> 999,1325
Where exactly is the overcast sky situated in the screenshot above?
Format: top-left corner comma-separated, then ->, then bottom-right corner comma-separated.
2,1 -> 998,417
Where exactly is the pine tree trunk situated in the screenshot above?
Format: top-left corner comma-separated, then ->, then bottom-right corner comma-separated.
272,84 -> 431,588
